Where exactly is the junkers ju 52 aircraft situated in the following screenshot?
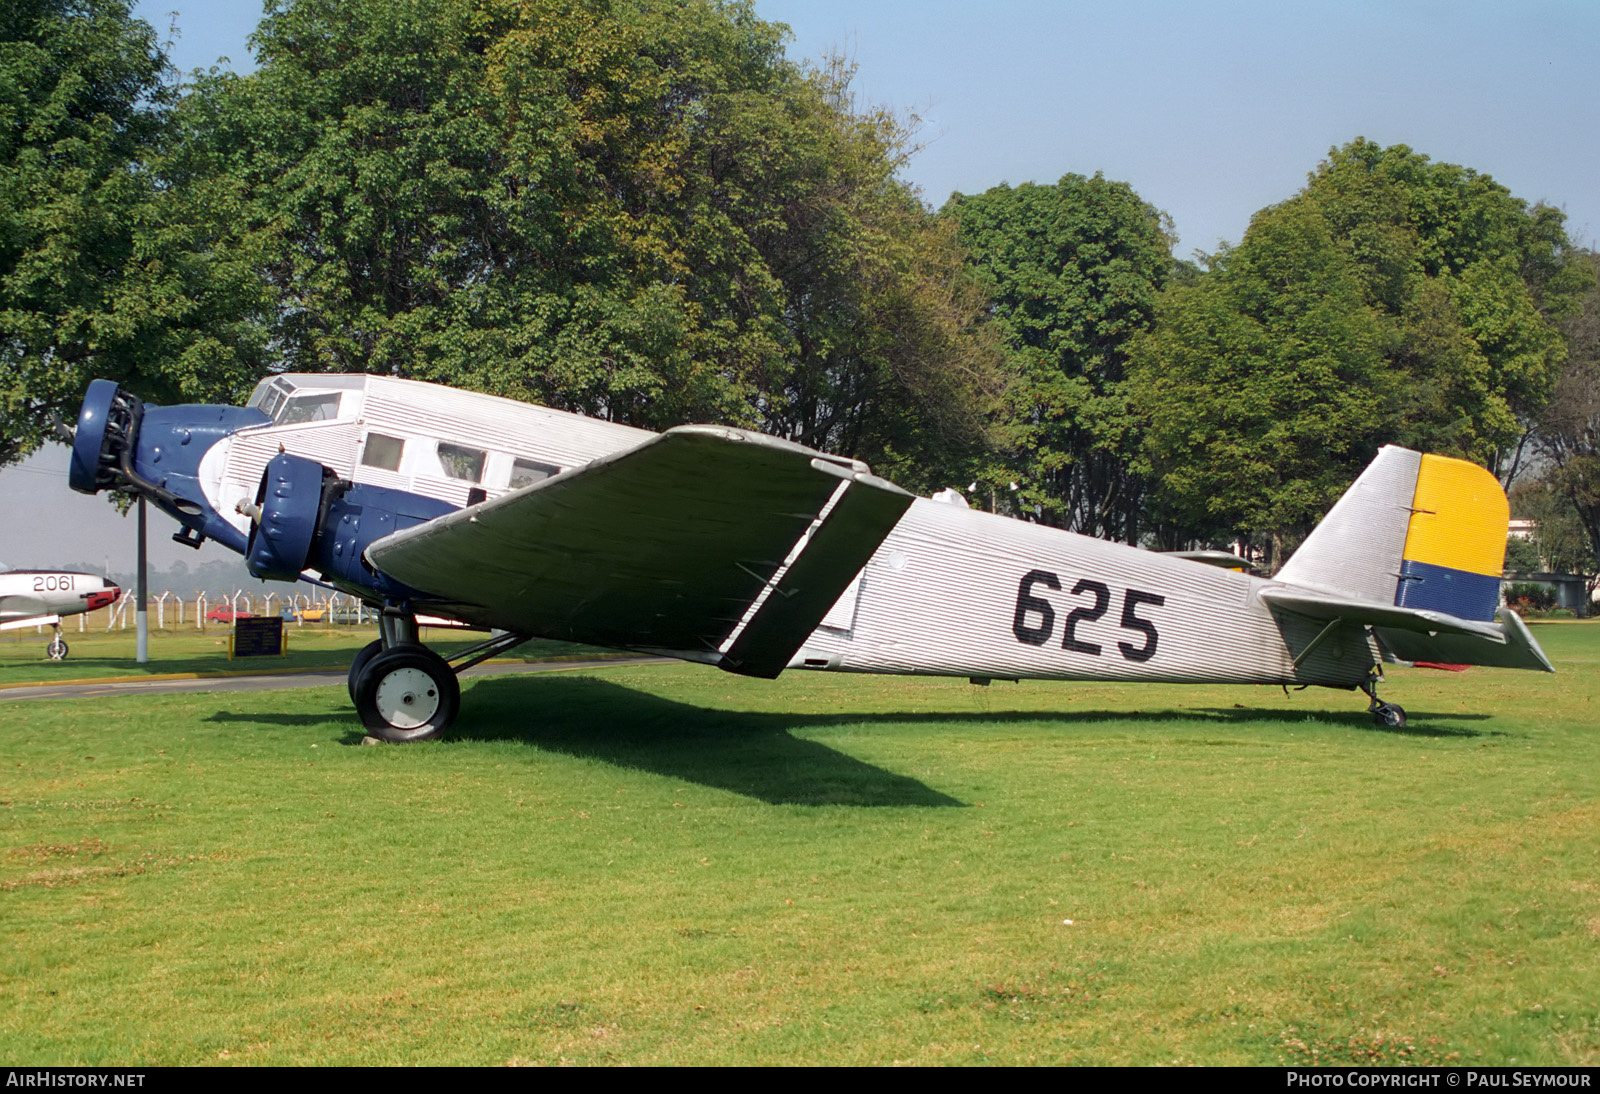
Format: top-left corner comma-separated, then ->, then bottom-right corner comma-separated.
0,567 -> 121,659
64,373 -> 1551,741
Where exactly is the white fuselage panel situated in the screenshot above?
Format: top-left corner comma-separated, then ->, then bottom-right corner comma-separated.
794,499 -> 1374,687
198,375 -> 650,542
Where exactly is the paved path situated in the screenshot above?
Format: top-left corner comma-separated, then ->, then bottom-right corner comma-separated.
0,657 -> 665,703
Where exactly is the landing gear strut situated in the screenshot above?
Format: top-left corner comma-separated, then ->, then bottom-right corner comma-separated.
346,607 -> 530,742
1360,670 -> 1406,729
46,625 -> 68,661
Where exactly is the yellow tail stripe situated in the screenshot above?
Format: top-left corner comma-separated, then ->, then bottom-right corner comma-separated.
1402,454 -> 1508,578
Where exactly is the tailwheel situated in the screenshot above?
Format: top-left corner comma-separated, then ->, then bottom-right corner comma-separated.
1372,702 -> 1407,729
1360,671 -> 1406,729
353,645 -> 460,742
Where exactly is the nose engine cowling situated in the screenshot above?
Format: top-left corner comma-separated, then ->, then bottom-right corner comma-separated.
68,379 -> 142,496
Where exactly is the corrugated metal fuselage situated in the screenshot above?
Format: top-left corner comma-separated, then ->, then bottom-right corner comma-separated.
797,500 -> 1374,688
194,374 -> 1372,690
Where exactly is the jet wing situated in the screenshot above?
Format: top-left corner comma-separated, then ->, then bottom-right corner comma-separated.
364,425 -> 915,676
0,614 -> 62,631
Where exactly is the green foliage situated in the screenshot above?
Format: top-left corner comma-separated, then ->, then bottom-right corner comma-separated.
1536,251 -> 1600,568
1129,201 -> 1387,557
167,0 -> 996,490
0,0 -> 271,467
1129,139 -> 1591,560
1511,477 -> 1599,578
1503,581 -> 1556,612
1503,535 -> 1542,573
1,0 -> 164,462
944,174 -> 1171,537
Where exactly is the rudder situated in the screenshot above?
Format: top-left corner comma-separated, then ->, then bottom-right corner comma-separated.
1278,447 -> 1508,622
1393,454 -> 1507,622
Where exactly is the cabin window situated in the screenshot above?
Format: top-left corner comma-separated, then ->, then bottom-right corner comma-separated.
361,433 -> 405,472
509,458 -> 561,489
278,392 -> 342,424
438,442 -> 487,483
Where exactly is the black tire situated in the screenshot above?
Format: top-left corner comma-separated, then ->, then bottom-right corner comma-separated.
46,638 -> 68,661
346,639 -> 384,704
1373,703 -> 1407,729
352,646 -> 460,742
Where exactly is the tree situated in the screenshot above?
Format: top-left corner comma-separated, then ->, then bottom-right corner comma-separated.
0,0 -> 170,464
1303,140 -> 1589,478
172,0 -> 997,490
943,173 -> 1171,539
1129,139 -> 1590,565
1534,249 -> 1600,581
1129,201 -> 1387,563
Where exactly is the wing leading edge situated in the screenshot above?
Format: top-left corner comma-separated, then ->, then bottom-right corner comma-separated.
364,426 -> 915,674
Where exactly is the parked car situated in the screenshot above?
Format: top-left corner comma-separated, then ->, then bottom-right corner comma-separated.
205,607 -> 253,623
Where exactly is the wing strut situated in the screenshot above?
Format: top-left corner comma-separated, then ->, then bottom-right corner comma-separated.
719,466 -> 914,678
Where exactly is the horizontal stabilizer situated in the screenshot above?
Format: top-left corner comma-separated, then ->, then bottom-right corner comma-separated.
1375,607 -> 1555,673
364,426 -> 911,660
1259,587 -> 1505,641
1260,587 -> 1555,673
1162,550 -> 1257,572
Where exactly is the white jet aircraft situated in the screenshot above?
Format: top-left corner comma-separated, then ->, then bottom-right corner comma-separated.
63,374 -> 1551,740
0,567 -> 121,659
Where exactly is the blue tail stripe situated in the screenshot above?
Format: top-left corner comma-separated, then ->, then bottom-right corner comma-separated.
1394,559 -> 1500,622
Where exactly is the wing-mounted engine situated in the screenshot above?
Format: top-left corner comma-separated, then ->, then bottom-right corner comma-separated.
242,452 -> 457,601
244,453 -> 333,582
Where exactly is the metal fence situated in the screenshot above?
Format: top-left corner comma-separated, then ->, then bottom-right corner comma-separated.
5,591 -> 373,637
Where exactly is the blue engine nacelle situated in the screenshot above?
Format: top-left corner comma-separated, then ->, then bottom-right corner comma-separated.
245,452 -> 457,602
245,454 -> 329,582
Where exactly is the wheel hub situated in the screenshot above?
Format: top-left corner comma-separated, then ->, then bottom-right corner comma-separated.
373,666 -> 441,730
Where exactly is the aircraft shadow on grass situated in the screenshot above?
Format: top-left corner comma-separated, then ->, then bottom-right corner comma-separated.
203,675 -> 1500,806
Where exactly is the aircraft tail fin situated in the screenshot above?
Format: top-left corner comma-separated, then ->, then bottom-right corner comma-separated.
1271,447 -> 1553,673
1277,446 -> 1508,624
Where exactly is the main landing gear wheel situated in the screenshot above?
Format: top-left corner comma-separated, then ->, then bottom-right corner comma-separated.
353,646 -> 460,743
347,639 -> 383,703
46,636 -> 68,661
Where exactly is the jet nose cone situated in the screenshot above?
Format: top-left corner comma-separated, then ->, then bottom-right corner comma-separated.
85,582 -> 121,610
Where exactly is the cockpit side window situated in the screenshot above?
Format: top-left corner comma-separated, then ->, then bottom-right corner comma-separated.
278,392 -> 342,424
438,442 -> 486,483
252,380 -> 294,421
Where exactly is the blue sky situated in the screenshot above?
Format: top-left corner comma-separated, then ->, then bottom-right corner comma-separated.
131,0 -> 1600,253
5,0 -> 1597,570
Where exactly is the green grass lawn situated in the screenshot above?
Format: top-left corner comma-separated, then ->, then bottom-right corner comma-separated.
1,623 -> 1596,1065
0,624 -> 617,686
